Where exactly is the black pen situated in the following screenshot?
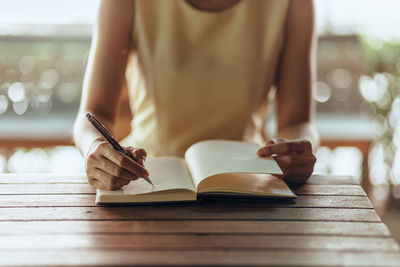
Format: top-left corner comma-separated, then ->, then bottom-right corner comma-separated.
85,112 -> 153,186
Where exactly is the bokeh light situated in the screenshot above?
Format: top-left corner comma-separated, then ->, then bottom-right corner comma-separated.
7,82 -> 25,102
359,75 -> 387,103
39,69 -> 59,90
0,155 -> 6,173
7,148 -> 48,173
0,95 -> 8,114
389,97 -> 400,129
328,69 -> 353,89
12,98 -> 28,115
313,82 -> 331,103
58,83 -> 79,103
18,55 -> 35,75
390,150 -> 400,185
369,143 -> 391,185
5,146 -> 84,173
31,94 -> 52,114
314,146 -> 363,183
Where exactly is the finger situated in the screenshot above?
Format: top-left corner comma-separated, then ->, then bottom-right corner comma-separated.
125,147 -> 144,166
269,155 -> 291,176
97,142 -> 149,177
280,165 -> 313,177
273,156 -> 314,176
290,165 -> 314,176
284,175 -> 310,184
132,148 -> 147,166
136,158 -> 145,166
125,147 -> 147,161
273,154 -> 316,167
133,148 -> 147,160
89,178 -> 115,190
266,138 -> 285,145
257,140 -> 312,157
88,146 -> 142,181
88,178 -> 102,189
98,156 -> 139,182
90,168 -> 131,190
88,172 -> 115,190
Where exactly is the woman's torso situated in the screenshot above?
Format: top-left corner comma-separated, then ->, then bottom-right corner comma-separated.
122,0 -> 289,157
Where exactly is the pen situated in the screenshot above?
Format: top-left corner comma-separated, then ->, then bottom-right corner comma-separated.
85,112 -> 153,186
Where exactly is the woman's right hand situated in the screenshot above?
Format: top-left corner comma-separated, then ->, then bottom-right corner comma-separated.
85,140 -> 149,190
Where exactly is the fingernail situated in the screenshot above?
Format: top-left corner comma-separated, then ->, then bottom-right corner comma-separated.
257,147 -> 269,157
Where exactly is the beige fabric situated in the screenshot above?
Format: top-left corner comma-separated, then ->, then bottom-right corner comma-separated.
121,0 -> 289,157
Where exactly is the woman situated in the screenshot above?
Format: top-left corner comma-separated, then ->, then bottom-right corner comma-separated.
73,0 -> 319,190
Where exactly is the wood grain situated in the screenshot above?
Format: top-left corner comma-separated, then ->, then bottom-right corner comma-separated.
293,184 -> 366,196
0,220 -> 390,236
0,194 -> 373,208
0,183 -> 95,194
0,173 -> 357,185
1,250 -> 399,266
0,173 -> 87,183
1,234 -> 398,251
0,173 -> 396,267
0,206 -> 380,221
0,183 -> 366,196
306,174 -> 358,185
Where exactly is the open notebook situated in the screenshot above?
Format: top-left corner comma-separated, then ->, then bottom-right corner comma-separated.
96,140 -> 296,204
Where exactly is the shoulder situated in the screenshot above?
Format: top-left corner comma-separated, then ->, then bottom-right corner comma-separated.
97,0 -> 134,31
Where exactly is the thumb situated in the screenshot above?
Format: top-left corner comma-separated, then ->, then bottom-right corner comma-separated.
266,139 -> 276,146
125,147 -> 147,165
133,148 -> 147,166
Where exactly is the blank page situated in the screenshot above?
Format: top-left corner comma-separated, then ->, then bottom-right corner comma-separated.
96,157 -> 196,203
197,173 -> 295,198
185,140 -> 283,188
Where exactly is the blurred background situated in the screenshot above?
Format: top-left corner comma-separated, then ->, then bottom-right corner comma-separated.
0,0 -> 399,239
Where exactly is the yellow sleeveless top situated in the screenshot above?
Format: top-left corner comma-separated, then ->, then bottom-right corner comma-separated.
121,0 -> 289,157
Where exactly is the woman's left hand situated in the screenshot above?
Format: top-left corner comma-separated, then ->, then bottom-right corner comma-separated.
257,138 -> 316,184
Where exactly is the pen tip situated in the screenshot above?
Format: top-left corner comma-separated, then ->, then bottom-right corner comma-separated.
145,177 -> 154,186
85,112 -> 91,118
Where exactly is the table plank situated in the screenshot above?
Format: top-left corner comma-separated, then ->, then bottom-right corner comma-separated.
0,206 -> 380,221
293,195 -> 371,208
1,234 -> 398,252
1,250 -> 400,266
0,183 -> 95,194
306,174 -> 358,185
0,173 -> 87,183
1,173 -> 396,267
0,194 -> 373,208
0,220 -> 390,236
0,173 -> 357,185
293,184 -> 366,196
0,183 -> 366,196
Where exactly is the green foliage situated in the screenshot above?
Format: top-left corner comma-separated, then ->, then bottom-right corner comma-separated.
360,36 -> 400,184
362,37 -> 400,75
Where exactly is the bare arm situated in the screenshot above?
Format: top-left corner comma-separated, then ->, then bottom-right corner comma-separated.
74,0 -> 133,156
73,0 -> 148,190
258,0 -> 319,183
276,0 -> 318,148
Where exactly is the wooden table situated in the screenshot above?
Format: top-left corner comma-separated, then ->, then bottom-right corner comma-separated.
1,173 -> 399,266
